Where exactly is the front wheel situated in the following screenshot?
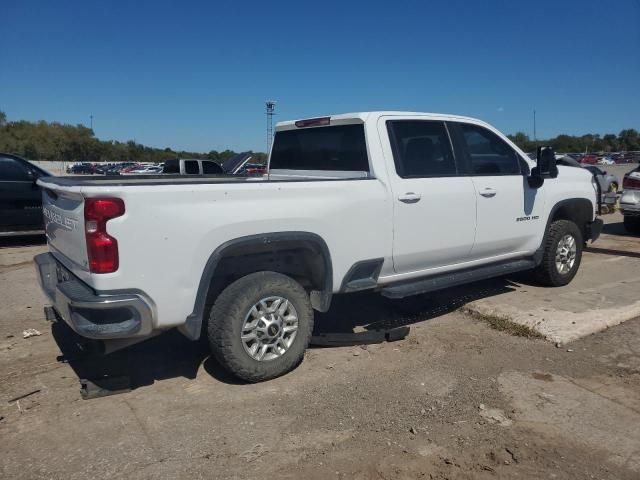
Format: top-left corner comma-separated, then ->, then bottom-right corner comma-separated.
530,220 -> 583,286
207,271 -> 314,382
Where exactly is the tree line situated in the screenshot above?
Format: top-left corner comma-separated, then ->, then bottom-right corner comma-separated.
0,111 -> 267,164
507,129 -> 640,153
0,110 -> 637,163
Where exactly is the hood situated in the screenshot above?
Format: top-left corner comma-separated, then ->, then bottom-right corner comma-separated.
221,152 -> 252,174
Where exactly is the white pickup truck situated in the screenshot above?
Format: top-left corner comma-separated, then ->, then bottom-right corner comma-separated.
35,112 -> 603,381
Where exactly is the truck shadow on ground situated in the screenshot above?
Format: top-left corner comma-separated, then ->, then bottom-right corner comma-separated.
601,220 -> 639,238
51,277 -> 518,393
583,221 -> 640,259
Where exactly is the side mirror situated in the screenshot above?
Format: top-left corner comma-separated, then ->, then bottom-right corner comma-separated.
536,146 -> 558,178
528,146 -> 558,188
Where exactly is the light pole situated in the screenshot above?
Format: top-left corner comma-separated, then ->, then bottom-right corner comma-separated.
90,115 -> 94,131
266,101 -> 276,153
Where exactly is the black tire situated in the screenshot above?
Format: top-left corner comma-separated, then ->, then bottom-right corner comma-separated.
530,220 -> 583,287
207,271 -> 314,382
624,215 -> 640,234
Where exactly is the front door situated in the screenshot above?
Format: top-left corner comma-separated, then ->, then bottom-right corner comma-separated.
450,122 -> 545,260
382,118 -> 477,273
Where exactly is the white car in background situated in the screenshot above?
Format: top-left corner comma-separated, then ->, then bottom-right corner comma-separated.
620,167 -> 640,233
584,165 -> 620,193
598,157 -> 615,166
121,165 -> 163,175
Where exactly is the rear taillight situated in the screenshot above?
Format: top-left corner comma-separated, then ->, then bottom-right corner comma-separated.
84,198 -> 125,273
623,175 -> 640,190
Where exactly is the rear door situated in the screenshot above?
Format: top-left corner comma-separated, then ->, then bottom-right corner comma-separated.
449,122 -> 545,260
0,156 -> 43,232
383,119 -> 477,273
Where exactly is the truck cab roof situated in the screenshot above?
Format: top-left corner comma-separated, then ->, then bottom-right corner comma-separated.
275,111 -> 490,131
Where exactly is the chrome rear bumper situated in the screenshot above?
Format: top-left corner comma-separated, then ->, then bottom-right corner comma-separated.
34,253 -> 153,340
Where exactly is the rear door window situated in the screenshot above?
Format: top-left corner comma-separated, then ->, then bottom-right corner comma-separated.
456,124 -> 521,175
184,160 -> 200,174
270,124 -> 369,172
386,121 -> 457,177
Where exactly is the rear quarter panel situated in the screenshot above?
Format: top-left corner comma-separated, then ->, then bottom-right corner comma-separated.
80,179 -> 392,329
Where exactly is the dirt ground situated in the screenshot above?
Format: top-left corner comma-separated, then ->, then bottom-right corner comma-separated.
1,231 -> 640,480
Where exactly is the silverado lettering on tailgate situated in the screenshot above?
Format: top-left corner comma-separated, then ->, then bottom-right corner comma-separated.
43,206 -> 79,232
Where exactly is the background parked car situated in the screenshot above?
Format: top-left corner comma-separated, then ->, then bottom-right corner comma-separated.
220,153 -> 267,176
163,158 -> 224,175
120,164 -> 164,175
0,153 -> 51,236
584,165 -> 620,192
240,163 -> 267,176
578,154 -> 598,165
67,162 -> 95,174
620,167 -> 640,233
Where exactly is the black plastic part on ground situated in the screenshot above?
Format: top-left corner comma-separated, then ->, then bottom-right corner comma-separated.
310,326 -> 410,346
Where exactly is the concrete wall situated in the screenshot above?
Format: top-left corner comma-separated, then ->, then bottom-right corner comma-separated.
30,161 -> 69,176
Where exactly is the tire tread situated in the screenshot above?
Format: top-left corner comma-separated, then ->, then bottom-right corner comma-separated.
207,272 -> 313,382
531,219 -> 583,287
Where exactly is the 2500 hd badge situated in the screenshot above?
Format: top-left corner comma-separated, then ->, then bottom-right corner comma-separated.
516,215 -> 540,222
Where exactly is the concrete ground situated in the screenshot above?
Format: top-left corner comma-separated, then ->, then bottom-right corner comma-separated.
1,220 -> 639,479
466,212 -> 640,344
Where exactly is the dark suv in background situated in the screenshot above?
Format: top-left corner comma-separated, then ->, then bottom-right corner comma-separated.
0,153 -> 51,236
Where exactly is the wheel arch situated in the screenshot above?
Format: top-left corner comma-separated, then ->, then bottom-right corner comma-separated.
537,198 -> 595,260
180,232 -> 333,340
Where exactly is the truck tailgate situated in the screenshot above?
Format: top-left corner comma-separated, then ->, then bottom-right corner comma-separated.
41,185 -> 88,270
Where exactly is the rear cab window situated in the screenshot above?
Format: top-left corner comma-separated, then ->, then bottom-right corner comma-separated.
270,124 -> 370,174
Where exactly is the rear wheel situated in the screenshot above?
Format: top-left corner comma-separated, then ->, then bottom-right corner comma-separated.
207,271 -> 314,382
530,220 -> 583,286
624,215 -> 640,234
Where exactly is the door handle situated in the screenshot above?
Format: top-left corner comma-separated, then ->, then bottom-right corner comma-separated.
398,192 -> 422,204
479,187 -> 497,198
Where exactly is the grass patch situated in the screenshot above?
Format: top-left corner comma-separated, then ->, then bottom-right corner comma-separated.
463,308 -> 542,338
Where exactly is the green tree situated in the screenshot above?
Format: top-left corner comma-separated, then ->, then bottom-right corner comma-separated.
619,129 -> 639,151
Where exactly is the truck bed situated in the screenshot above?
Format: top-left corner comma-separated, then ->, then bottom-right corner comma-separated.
40,174 -> 263,187
41,170 -> 368,187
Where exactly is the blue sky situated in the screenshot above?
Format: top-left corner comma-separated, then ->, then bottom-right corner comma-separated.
1,0 -> 639,152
